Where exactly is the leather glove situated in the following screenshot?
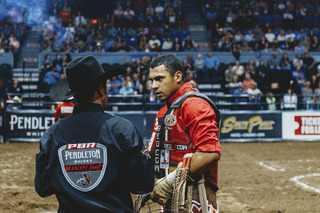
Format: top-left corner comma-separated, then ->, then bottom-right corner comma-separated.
150,171 -> 176,205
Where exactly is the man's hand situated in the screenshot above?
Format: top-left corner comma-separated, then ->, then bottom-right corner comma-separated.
150,177 -> 173,205
150,171 -> 176,205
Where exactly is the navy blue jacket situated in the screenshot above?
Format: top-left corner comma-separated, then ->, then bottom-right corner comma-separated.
35,103 -> 154,212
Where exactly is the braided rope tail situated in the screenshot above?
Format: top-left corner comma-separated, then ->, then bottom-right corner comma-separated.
171,153 -> 193,213
198,174 -> 208,213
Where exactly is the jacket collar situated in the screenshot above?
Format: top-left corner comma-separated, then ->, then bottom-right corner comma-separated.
73,103 -> 104,114
167,82 -> 196,107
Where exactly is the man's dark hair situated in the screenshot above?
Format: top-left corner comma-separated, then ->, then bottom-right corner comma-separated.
74,79 -> 106,104
150,54 -> 184,79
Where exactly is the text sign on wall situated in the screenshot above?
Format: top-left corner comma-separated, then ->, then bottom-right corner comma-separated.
5,110 -> 55,141
282,111 -> 320,140
220,112 -> 282,141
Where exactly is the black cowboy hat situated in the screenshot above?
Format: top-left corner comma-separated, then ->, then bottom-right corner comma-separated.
50,55 -> 126,101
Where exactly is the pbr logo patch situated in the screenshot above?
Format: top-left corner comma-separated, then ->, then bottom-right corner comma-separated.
58,142 -> 107,192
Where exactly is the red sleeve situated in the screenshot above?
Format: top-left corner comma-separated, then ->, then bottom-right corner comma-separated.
54,104 -> 61,120
180,97 -> 221,154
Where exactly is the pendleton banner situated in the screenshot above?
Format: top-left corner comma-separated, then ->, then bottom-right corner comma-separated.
4,110 -> 55,142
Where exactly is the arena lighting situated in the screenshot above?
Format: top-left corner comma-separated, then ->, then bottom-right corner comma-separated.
92,19 -> 98,24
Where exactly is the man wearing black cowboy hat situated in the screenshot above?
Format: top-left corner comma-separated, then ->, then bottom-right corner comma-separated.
35,55 -> 154,212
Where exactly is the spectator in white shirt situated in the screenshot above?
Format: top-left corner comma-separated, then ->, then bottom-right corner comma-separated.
283,88 -> 298,110
148,34 -> 161,49
277,29 -> 286,46
162,37 -> 173,51
154,3 -> 164,14
265,28 -> 275,43
75,11 -> 87,26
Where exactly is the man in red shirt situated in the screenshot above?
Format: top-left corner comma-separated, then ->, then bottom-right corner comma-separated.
148,54 -> 221,212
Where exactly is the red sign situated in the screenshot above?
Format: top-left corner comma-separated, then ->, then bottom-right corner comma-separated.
294,116 -> 320,135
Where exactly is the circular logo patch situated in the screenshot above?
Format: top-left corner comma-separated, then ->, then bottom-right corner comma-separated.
164,114 -> 177,126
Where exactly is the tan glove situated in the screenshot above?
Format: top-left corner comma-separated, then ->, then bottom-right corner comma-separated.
150,171 -> 176,205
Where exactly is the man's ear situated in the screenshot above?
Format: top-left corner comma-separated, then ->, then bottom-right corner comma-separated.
97,81 -> 107,97
175,71 -> 183,83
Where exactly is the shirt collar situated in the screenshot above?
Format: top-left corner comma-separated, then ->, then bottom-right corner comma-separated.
167,82 -> 196,106
73,103 -> 104,114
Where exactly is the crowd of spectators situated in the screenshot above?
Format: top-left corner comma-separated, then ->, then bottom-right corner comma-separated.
0,6 -> 27,66
39,0 -> 194,54
201,0 -> 320,54
3,0 -> 320,111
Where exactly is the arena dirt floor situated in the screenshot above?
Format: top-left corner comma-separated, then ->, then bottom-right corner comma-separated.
0,141 -> 320,213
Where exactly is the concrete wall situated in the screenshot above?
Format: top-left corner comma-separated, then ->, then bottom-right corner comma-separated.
0,53 -> 13,67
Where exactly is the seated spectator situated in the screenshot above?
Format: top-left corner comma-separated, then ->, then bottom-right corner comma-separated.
246,59 -> 257,78
7,96 -> 22,111
43,66 -> 61,93
256,59 -> 267,84
59,4 -> 71,26
232,60 -> 245,77
52,53 -> 63,72
108,43 -> 118,52
283,10 -> 294,27
244,30 -> 254,44
154,3 -> 164,15
75,11 -> 87,26
285,30 -> 296,50
292,54 -> 303,69
310,36 -> 320,51
233,85 -> 248,109
242,73 -> 255,90
268,53 -> 280,69
109,76 -> 122,95
205,51 -> 220,80
186,54 -> 194,70
302,81 -> 314,109
234,30 -> 243,43
194,53 -> 206,81
301,36 -> 310,50
123,7 -> 135,21
225,65 -> 237,84
310,74 -> 319,91
114,5 -> 124,20
148,34 -> 161,51
182,35 -> 196,51
279,53 -> 291,70
119,82 -> 134,101
239,41 -> 252,52
302,51 -> 316,80
162,37 -> 173,51
282,88 -> 298,110
182,59 -> 192,73
265,28 -> 275,43
247,82 -> 263,109
294,41 -> 306,54
6,78 -> 24,101
266,92 -> 277,110
277,29 -> 286,46
228,75 -> 243,94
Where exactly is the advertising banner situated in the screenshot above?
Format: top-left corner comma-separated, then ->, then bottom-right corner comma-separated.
282,111 -> 320,140
220,111 -> 282,141
4,110 -> 55,142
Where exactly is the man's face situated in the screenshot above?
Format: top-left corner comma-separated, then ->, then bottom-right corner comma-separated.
149,65 -> 180,101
